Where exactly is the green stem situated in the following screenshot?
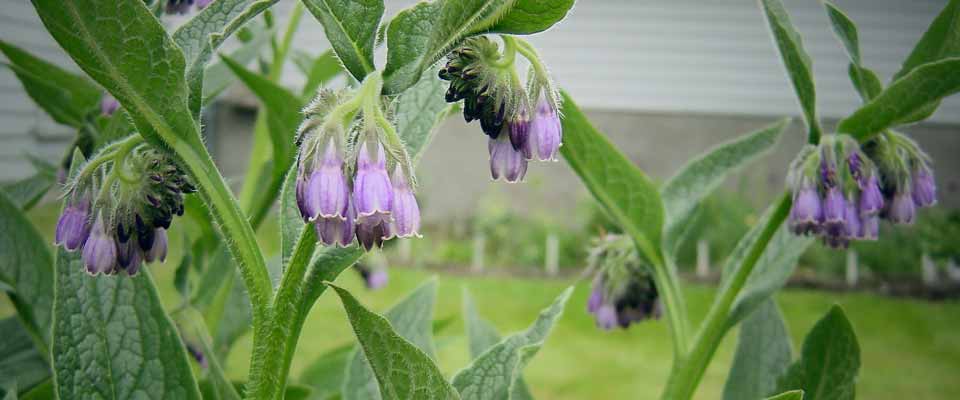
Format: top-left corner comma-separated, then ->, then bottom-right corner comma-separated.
268,2 -> 303,82
660,193 -> 792,400
490,35 -> 518,69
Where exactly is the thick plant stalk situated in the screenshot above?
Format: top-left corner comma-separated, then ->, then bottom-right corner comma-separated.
660,193 -> 792,400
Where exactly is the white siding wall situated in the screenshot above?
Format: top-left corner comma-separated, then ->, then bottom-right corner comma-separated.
1,0 -> 957,181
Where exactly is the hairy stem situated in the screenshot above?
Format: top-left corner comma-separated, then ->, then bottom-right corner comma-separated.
660,193 -> 792,400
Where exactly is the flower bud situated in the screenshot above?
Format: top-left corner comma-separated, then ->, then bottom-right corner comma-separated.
82,213 -> 117,275
911,167 -> 936,208
594,304 -> 618,331
843,203 -> 861,240
489,133 -> 527,183
821,187 -> 847,236
508,109 -> 530,151
100,94 -> 119,116
390,166 -> 421,238
858,175 -> 884,215
56,197 -> 91,251
166,0 -> 193,15
117,238 -> 143,275
859,214 -> 879,240
789,183 -> 822,235
353,142 -> 394,226
525,97 -> 562,161
145,228 -> 168,263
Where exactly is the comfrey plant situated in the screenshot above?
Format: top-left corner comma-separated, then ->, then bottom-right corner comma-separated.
0,0 -> 957,400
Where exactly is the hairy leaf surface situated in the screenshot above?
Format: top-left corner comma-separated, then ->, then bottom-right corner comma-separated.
777,306 -> 860,400
0,192 -> 54,344
301,0 -> 384,81
723,300 -> 793,400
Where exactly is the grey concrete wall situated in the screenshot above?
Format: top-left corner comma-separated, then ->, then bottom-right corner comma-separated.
208,105 -> 960,224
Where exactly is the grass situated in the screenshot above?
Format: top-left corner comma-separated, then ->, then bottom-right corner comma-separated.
8,204 -> 960,399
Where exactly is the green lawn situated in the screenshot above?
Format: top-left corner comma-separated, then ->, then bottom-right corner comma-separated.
10,205 -> 960,399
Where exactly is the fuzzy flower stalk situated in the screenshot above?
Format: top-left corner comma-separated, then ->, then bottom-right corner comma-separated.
438,35 -> 564,182
56,139 -> 193,275
786,132 -> 936,248
295,83 -> 422,252
585,234 -> 662,330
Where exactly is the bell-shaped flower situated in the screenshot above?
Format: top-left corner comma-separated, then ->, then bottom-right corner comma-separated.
82,213 -> 117,275
889,190 -> 915,225
525,97 -> 562,161
145,228 -> 168,263
390,166 -> 421,238
911,167 -> 936,208
789,183 -> 822,235
56,197 -> 91,251
489,133 -> 527,183
353,142 -> 394,226
305,139 -> 350,221
858,175 -> 884,215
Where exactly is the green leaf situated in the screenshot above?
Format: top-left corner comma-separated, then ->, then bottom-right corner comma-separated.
198,381 -> 313,400
893,0 -> 960,80
203,22 -> 274,104
461,289 -> 533,400
173,0 -> 278,116
280,162 -> 304,267
661,119 -> 788,258
221,54 -> 304,176
766,391 -> 804,400
759,0 -> 822,141
382,0 -> 574,94
483,0 -> 576,35
0,40 -> 101,127
1,165 -> 56,212
777,306 -> 860,400
342,278 -> 439,400
326,283 -> 460,400
301,0 -> 384,81
294,49 -> 345,98
51,252 -> 202,398
723,300 -> 793,400
558,91 -> 664,265
452,287 -> 573,400
727,222 -> 813,325
0,318 -> 50,394
0,191 -> 54,346
838,58 -> 960,141
823,2 -> 861,65
395,68 -> 451,164
846,64 -> 883,103
300,344 -> 354,400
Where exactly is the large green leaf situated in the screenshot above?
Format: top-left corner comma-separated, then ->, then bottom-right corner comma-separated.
1,157 -> 57,211
767,391 -> 804,400
301,0 -> 384,81
462,289 -> 533,400
173,0 -> 278,116
452,287 -> 572,400
381,0 -> 575,94
893,0 -> 960,80
326,283 -> 460,400
823,2 -> 883,103
342,279 -> 439,400
293,49 -> 345,98
395,68 -> 451,164
723,300 -> 792,400
51,251 -> 201,399
0,40 -> 101,127
759,0 -> 822,141
727,218 -> 813,325
0,318 -> 49,394
559,91 -> 663,265
0,192 -> 54,345
777,306 -> 860,400
837,58 -> 960,141
661,119 -> 788,257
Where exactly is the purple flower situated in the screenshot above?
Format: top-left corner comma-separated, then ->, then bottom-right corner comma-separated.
315,201 -> 355,247
889,190 -> 915,225
186,343 -> 208,369
594,304 -> 618,330
859,214 -> 879,240
489,133 -> 527,183
508,109 -> 530,151
789,184 -> 822,235
821,187 -> 847,236
587,286 -> 603,313
353,142 -> 393,226
166,0 -> 194,14
145,228 -> 168,263
525,98 -> 562,161
356,220 -> 392,251
117,239 -> 143,275
390,166 -> 421,238
858,175 -> 884,215
295,172 -> 313,222
304,140 -> 349,221
56,198 -> 90,251
100,94 -> 120,116
82,213 -> 117,275
844,203 -> 861,240
911,168 -> 936,208
363,268 -> 388,290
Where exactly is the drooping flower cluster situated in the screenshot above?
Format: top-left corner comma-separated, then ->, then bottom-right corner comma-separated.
295,90 -> 421,251
165,0 -> 212,14
585,234 -> 661,330
438,36 -> 563,183
56,144 -> 193,275
787,132 -> 936,248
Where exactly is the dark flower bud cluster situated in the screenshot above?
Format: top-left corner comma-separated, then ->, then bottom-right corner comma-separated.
787,132 -> 936,248
438,36 -> 563,183
295,90 -> 421,252
584,234 -> 661,331
56,142 -> 193,275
